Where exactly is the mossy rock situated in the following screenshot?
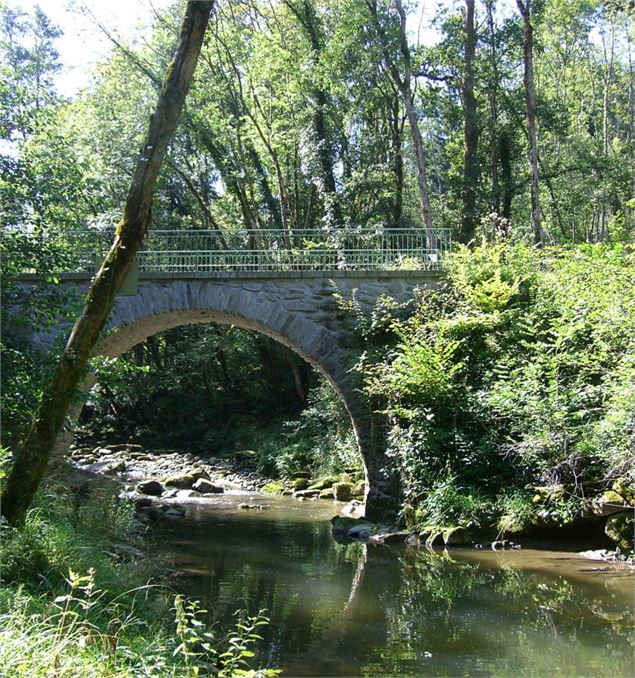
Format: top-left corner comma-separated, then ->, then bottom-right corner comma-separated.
235,450 -> 257,462
605,512 -> 634,553
319,488 -> 335,499
333,482 -> 352,502
163,473 -> 196,489
612,478 -> 635,506
338,473 -> 353,485
290,477 -> 309,491
261,481 -> 284,495
352,480 -> 365,497
532,485 -> 565,503
308,476 -> 337,491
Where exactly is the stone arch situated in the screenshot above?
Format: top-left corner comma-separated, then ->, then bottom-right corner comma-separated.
81,279 -> 400,520
95,306 -> 365,462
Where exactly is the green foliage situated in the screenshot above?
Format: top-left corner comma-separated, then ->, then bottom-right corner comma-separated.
0,476 -> 277,676
257,377 -> 361,479
366,243 -> 635,530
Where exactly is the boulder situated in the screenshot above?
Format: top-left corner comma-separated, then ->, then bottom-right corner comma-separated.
333,482 -> 352,502
192,478 -> 224,494
294,489 -> 321,499
331,516 -> 361,535
261,481 -> 285,495
291,471 -> 311,479
308,476 -> 337,491
605,512 -> 634,553
291,477 -> 309,491
134,495 -> 154,509
189,467 -> 210,481
590,491 -> 630,517
137,479 -> 164,496
319,488 -> 335,499
348,525 -> 372,540
163,473 -> 196,489
352,480 -> 366,498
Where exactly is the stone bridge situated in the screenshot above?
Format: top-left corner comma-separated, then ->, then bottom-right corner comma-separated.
14,228 -> 450,520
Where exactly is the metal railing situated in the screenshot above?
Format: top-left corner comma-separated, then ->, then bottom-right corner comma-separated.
12,228 -> 453,273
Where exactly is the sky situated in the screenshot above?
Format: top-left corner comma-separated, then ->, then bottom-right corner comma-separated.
15,0 -> 451,96
18,0 -> 174,95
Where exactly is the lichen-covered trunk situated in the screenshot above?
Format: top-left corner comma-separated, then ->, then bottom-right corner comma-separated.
1,0 -> 214,525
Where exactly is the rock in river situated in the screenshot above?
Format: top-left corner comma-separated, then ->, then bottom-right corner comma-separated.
192,478 -> 224,494
137,479 -> 164,496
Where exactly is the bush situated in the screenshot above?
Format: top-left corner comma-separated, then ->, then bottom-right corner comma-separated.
365,243 -> 635,529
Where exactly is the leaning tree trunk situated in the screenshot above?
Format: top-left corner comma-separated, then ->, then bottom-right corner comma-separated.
516,0 -> 544,246
461,0 -> 479,243
1,0 -> 214,525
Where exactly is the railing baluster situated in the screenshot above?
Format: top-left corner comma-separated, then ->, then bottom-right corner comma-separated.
17,227 -> 452,274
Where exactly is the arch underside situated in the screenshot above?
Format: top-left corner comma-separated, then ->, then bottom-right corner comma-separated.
95,306 -> 364,444
60,279 -> 401,521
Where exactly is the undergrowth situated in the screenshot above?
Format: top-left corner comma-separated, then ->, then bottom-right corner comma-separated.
0,472 -> 278,676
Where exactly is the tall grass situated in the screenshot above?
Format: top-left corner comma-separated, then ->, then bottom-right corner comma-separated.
0,470 -> 277,676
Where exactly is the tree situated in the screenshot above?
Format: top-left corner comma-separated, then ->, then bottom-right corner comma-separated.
460,0 -> 479,242
516,0 -> 544,245
366,0 -> 434,230
1,0 -> 214,525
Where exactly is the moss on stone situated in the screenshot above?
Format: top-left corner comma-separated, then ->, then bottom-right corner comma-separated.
308,476 -> 337,491
290,477 -> 309,491
261,481 -> 284,495
605,512 -> 634,553
333,482 -> 352,501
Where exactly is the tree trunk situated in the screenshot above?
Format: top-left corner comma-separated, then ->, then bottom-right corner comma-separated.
486,0 -> 500,214
367,0 -> 434,230
516,0 -> 544,245
1,0 -> 214,525
461,0 -> 479,243
390,94 -> 404,228
401,86 -> 434,230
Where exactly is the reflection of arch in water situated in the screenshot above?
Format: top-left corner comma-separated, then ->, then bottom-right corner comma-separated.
296,543 -> 404,674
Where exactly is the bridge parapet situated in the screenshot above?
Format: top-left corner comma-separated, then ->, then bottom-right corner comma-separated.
9,228 -> 452,274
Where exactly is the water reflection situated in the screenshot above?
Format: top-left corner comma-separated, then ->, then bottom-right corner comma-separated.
156,496 -> 634,677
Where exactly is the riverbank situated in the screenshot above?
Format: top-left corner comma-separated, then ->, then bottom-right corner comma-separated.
69,440 -> 633,561
0,464 -> 278,677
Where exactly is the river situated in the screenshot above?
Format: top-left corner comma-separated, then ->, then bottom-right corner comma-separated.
155,493 -> 634,677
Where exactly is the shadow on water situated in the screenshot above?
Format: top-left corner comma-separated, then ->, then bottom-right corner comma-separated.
155,496 -> 635,677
